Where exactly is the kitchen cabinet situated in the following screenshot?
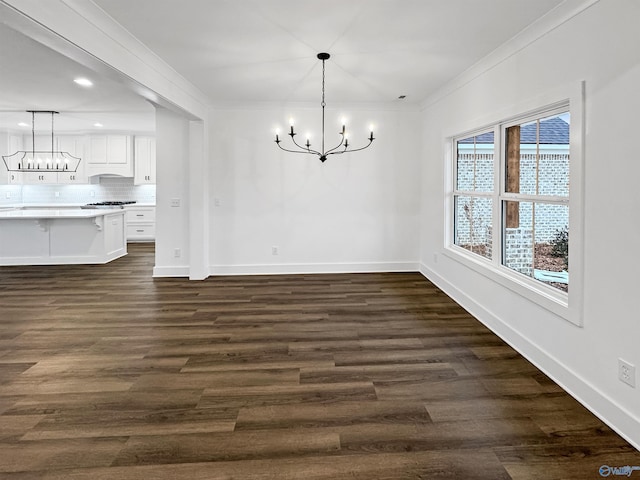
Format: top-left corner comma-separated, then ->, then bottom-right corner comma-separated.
0,208 -> 126,266
1,133 -> 24,185
134,136 -> 156,185
87,134 -> 133,177
21,136 -> 87,185
7,172 -> 23,184
2,134 -> 89,185
125,206 -> 156,242
56,136 -> 87,184
23,172 -> 58,184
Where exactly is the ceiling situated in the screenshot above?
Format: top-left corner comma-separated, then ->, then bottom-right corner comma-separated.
0,23 -> 154,132
92,0 -> 564,104
1,0 -> 565,131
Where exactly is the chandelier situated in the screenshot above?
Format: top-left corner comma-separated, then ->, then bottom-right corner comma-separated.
2,110 -> 81,172
275,53 -> 375,163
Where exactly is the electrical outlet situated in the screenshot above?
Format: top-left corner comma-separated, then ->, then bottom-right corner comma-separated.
271,246 -> 279,255
90,190 -> 95,197
170,198 -> 181,207
54,191 -> 60,198
174,248 -> 181,258
5,192 -> 10,199
618,358 -> 636,388
214,198 -> 221,207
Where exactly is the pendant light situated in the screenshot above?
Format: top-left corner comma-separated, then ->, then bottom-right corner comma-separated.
2,110 -> 81,172
275,53 -> 375,163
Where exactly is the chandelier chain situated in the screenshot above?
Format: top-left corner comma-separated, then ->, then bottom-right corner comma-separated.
321,58 -> 326,154
321,58 -> 326,108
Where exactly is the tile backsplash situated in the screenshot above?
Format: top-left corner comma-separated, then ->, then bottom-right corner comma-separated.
0,177 -> 156,206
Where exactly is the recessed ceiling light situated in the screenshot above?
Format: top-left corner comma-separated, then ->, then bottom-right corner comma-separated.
17,122 -> 29,127
93,123 -> 103,127
74,77 -> 93,87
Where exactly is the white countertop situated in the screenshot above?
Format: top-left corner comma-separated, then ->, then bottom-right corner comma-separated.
0,203 -> 156,209
0,208 -> 126,219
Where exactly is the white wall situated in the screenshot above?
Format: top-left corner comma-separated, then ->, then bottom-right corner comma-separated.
154,108 -> 191,276
419,0 -> 640,448
209,105 -> 421,273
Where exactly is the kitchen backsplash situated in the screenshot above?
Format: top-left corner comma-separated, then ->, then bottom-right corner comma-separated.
0,177 -> 156,206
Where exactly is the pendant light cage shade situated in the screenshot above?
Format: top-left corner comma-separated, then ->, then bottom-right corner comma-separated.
274,53 -> 375,163
2,111 -> 82,173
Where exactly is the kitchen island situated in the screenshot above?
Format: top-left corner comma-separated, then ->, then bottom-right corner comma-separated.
0,208 -> 126,266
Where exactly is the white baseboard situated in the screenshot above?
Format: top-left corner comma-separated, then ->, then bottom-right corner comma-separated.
209,261 -> 419,276
419,262 -> 640,451
152,265 -> 190,277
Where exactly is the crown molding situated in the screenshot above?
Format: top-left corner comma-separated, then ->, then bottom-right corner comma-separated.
209,100 -> 421,112
419,0 -> 600,111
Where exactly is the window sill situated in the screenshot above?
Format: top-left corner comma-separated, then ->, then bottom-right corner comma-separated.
443,245 -> 576,325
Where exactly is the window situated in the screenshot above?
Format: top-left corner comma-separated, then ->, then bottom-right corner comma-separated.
502,111 -> 570,292
453,131 -> 494,259
451,106 -> 570,292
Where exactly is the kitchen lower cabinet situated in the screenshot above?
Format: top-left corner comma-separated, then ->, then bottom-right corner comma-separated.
125,206 -> 155,242
0,209 -> 127,265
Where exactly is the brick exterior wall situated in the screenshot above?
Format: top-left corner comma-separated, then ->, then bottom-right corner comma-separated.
456,146 -> 569,247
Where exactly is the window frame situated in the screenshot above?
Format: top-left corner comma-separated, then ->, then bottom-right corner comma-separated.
444,82 -> 585,326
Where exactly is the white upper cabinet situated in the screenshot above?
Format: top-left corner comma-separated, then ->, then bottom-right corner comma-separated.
0,132 -> 23,185
57,136 -> 87,184
17,135 -> 88,185
134,136 -> 156,185
87,134 -> 133,177
1,132 -> 139,184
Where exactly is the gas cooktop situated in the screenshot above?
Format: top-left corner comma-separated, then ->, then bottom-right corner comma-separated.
80,201 -> 137,209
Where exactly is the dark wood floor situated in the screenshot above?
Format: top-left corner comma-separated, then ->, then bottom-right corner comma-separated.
0,244 -> 638,479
